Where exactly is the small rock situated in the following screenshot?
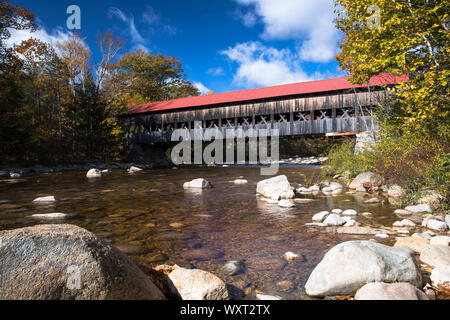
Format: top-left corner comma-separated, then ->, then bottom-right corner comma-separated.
393,219 -> 416,228
395,228 -> 410,235
342,209 -> 357,216
256,294 -> 282,300
222,261 -> 246,276
294,198 -> 315,204
344,220 -> 360,227
183,178 -> 212,189
430,236 -> 450,246
362,212 -> 373,216
86,169 -> 102,178
349,172 -> 382,190
128,166 -> 144,173
170,223 -> 184,229
427,219 -> 448,232
233,179 -> 248,185
375,234 -> 389,239
9,173 -> 22,178
394,209 -> 412,215
32,196 -> 59,203
331,209 -> 343,214
168,268 -> 229,300
323,214 -> 346,226
405,204 -> 433,213
355,282 -> 428,300
312,211 -> 330,223
284,251 -> 302,261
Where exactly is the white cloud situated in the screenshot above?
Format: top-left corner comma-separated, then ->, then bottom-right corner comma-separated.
221,41 -> 314,87
234,0 -> 339,63
108,7 -> 149,52
234,8 -> 258,28
206,66 -> 225,76
6,26 -> 73,49
193,82 -> 211,95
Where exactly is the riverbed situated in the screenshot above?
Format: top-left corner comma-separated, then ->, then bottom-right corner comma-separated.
0,165 -> 399,299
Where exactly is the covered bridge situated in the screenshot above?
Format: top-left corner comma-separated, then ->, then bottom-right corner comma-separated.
122,73 -> 407,144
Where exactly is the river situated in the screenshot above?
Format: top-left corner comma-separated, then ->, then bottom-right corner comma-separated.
0,165 -> 399,299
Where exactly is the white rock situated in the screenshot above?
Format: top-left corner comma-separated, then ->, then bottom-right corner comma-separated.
430,266 -> 450,288
445,215 -> 450,229
278,200 -> 295,208
355,282 -> 428,300
364,198 -> 380,204
331,209 -> 343,214
128,166 -> 143,173
9,173 -> 21,178
342,209 -> 357,216
168,268 -> 229,300
362,212 -> 373,216
284,251 -> 301,261
305,223 -> 326,227
256,175 -> 295,200
266,199 -> 279,204
312,211 -> 330,223
420,245 -> 450,268
310,185 -> 321,192
393,219 -> 416,228
395,228 -> 410,235
183,178 -> 212,189
430,236 -> 450,246
405,204 -> 433,213
86,169 -> 102,178
375,234 -> 389,239
349,172 -> 382,190
233,179 -> 248,185
297,187 -> 312,193
323,214 -> 346,226
427,219 -> 448,232
32,196 -> 59,203
331,189 -> 343,195
344,220 -> 360,227
256,294 -> 282,300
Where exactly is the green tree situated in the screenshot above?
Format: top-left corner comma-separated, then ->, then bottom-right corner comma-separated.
335,0 -> 449,138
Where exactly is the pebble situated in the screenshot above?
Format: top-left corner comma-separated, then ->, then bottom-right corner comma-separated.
342,209 -> 357,216
284,251 -> 302,261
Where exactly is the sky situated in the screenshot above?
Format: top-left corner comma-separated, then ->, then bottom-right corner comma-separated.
9,0 -> 346,95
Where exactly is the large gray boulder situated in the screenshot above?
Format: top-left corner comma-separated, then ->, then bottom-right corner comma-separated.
256,175 -> 294,200
348,172 -> 382,190
168,267 -> 229,300
0,224 -> 165,300
355,282 -> 428,300
305,241 -> 422,297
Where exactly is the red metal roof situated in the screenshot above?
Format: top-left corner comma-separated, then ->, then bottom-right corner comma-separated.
127,73 -> 408,115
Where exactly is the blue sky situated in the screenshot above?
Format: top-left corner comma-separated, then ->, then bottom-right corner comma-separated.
10,0 -> 346,94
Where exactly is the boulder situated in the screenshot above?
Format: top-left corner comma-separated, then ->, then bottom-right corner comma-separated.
348,172 -> 382,190
183,178 -> 212,189
168,268 -> 229,300
256,175 -> 294,200
420,245 -> 450,268
388,185 -> 406,199
86,169 -> 102,178
405,204 -> 433,213
32,196 -> 59,203
305,240 -> 422,297
355,282 -> 428,300
323,214 -> 346,226
394,237 -> 430,253
0,224 -> 165,300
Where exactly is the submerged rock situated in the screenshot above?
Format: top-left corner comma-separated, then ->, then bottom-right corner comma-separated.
181,248 -> 224,261
305,240 -> 422,297
222,260 -> 246,276
355,282 -> 428,300
183,178 -> 212,189
278,199 -> 295,208
32,196 -> 59,203
168,268 -> 229,300
30,213 -> 74,220
256,175 -> 294,200
0,224 -> 165,300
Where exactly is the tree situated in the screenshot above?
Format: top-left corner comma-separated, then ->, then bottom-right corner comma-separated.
116,49 -> 199,104
335,0 -> 449,138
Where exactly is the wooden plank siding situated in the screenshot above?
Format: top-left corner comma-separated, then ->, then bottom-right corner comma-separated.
122,88 -> 388,143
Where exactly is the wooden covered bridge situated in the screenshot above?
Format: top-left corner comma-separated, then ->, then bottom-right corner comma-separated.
122,74 -> 407,144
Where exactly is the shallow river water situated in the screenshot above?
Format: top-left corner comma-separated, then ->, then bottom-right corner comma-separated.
0,165 -> 399,299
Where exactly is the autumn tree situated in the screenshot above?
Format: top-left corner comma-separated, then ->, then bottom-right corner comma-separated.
335,0 -> 449,138
116,49 -> 199,105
